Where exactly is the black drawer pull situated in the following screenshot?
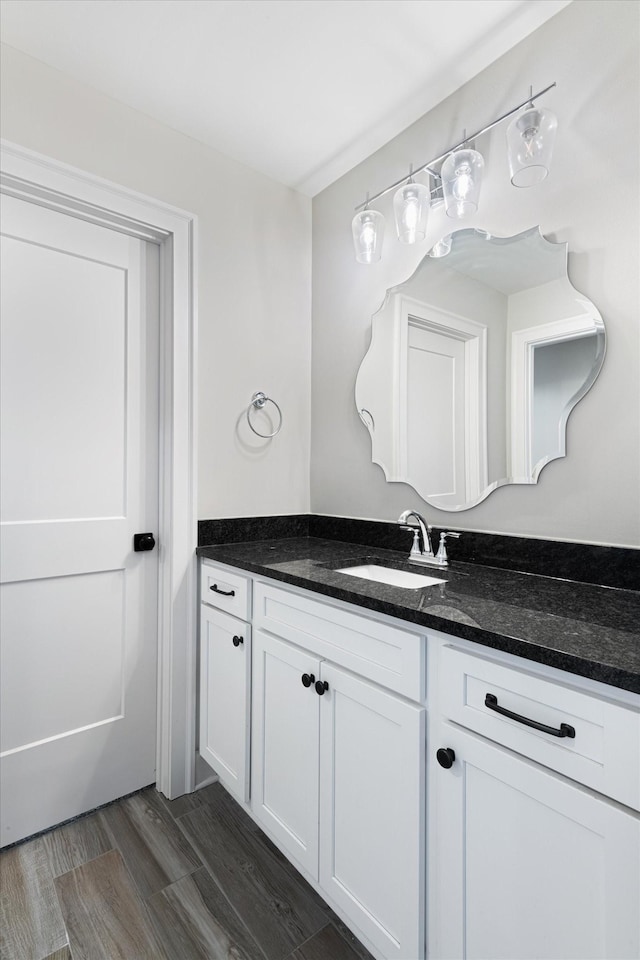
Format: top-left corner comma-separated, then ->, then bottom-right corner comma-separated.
301,673 -> 316,688
315,680 -> 329,696
232,635 -> 244,647
210,584 -> 235,597
485,693 -> 575,739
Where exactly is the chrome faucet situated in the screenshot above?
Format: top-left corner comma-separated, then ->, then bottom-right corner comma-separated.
397,510 -> 434,564
398,510 -> 461,568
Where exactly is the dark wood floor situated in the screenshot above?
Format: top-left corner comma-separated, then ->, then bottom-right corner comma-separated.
0,782 -> 374,960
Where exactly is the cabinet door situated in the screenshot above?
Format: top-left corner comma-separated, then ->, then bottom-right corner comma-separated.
431,722 -> 640,960
199,605 -> 251,802
319,663 -> 426,960
251,630 -> 321,878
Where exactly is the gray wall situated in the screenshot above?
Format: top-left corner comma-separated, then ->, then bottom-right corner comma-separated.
532,336 -> 599,467
1,43 -> 312,521
310,0 -> 640,547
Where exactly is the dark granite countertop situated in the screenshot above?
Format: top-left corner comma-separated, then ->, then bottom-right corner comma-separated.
197,537 -> 640,695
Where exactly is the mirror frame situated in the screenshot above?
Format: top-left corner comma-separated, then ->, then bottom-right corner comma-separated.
355,226 -> 606,511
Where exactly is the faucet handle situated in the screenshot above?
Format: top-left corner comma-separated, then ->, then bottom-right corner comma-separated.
406,528 -> 423,559
435,531 -> 461,565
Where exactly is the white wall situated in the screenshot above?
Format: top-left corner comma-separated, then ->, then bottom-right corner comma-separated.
0,43 -> 312,520
311,0 -> 640,547
3,1 -> 639,547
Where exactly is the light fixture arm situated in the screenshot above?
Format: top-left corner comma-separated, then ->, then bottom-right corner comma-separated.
354,81 -> 556,212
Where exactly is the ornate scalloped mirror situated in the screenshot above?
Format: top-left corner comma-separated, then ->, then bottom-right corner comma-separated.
355,227 -> 605,511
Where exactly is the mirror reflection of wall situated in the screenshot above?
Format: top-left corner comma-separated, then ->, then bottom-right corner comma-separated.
532,334 -> 599,468
355,227 -> 605,511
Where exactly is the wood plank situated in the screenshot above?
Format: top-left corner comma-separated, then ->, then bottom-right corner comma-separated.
250,825 -> 372,960
43,948 -> 73,960
100,788 -> 201,898
159,782 -> 229,820
147,867 -> 266,960
54,849 -> 166,960
161,782 -> 259,836
287,923 -> 373,960
158,786 -> 214,820
323,917 -> 375,960
0,837 -> 68,960
41,811 -> 113,877
180,805 -> 327,960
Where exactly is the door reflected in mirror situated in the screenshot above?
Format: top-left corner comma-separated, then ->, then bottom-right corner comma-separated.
355,227 -> 605,511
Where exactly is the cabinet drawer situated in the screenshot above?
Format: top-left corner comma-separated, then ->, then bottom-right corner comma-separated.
439,645 -> 640,810
254,581 -> 425,700
200,561 -> 251,620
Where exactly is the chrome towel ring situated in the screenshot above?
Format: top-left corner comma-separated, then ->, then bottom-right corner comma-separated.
246,391 -> 283,438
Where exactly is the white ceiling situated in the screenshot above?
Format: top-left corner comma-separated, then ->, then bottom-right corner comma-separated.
0,0 -> 571,196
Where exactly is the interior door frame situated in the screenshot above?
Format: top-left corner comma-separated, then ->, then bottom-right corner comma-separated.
0,139 -> 198,801
509,311 -> 600,481
394,294 -> 488,502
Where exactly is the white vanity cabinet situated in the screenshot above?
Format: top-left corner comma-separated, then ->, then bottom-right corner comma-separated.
430,644 -> 640,960
198,558 -> 640,960
199,561 -> 252,802
251,629 -> 322,877
317,659 -> 425,960
251,587 -> 426,960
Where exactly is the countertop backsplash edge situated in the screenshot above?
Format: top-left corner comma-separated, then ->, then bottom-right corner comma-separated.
198,515 -> 640,592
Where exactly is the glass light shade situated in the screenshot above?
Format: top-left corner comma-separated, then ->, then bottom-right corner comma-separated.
442,148 -> 484,219
393,179 -> 430,243
428,234 -> 452,258
507,106 -> 558,187
352,208 -> 385,263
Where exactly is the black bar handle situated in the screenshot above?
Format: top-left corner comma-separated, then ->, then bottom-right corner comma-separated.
210,584 -> 236,597
484,693 -> 575,739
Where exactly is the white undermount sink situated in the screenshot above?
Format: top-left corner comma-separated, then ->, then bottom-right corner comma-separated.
335,564 -> 445,589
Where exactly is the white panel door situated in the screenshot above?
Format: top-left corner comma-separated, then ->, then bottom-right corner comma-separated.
319,663 -> 426,960
0,194 -> 159,846
199,605 -> 251,802
432,722 -> 640,960
406,323 -> 466,505
251,630 -> 321,879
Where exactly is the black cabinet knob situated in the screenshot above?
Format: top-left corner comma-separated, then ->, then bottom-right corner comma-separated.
301,673 -> 316,688
436,747 -> 456,769
315,680 -> 329,696
232,635 -> 244,647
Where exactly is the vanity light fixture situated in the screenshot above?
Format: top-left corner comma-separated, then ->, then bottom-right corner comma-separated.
352,194 -> 385,264
352,82 -> 556,263
393,167 -> 430,243
441,141 -> 484,219
506,89 -> 558,186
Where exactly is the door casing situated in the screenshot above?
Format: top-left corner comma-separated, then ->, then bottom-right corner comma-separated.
395,294 -> 488,506
0,139 -> 198,801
